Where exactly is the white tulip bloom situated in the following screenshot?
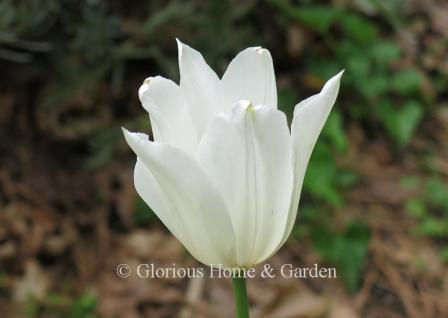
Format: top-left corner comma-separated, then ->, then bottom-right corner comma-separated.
123,39 -> 343,268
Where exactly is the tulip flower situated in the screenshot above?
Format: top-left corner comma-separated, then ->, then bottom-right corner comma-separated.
123,39 -> 342,317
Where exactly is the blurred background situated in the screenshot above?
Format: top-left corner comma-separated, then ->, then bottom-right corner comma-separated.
0,0 -> 447,317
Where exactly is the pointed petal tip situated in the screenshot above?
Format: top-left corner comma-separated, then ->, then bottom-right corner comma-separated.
176,38 -> 184,59
122,128 -> 144,143
331,69 -> 345,83
176,39 -> 198,63
330,69 -> 344,82
293,69 -> 344,116
122,127 -> 133,143
122,128 -> 151,157
176,38 -> 190,57
175,37 -> 182,48
121,126 -> 129,135
122,127 -> 135,149
335,69 -> 345,79
322,69 -> 344,91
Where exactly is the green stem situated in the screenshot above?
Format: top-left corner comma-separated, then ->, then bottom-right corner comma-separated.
232,276 -> 249,318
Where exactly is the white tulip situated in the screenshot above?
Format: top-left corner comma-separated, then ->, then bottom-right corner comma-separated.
123,39 -> 343,268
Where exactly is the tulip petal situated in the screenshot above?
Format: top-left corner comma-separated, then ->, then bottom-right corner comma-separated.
134,159 -> 194,250
123,129 -> 236,266
197,101 -> 292,266
177,39 -> 221,137
281,71 -> 343,245
139,76 -> 197,155
221,47 -> 277,111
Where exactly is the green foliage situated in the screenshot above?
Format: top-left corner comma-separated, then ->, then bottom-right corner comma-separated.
404,176 -> 448,223
299,106 -> 365,293
134,196 -> 157,226
278,87 -> 298,122
323,110 -> 348,152
71,6 -> 120,64
390,69 -> 422,94
405,198 -> 426,218
303,110 -> 357,207
86,126 -> 126,168
440,248 -> 448,263
304,145 -> 344,207
292,204 -> 371,292
340,12 -> 378,44
403,176 -> 448,260
0,0 -> 57,38
23,296 -> 39,318
272,0 -> 425,147
286,6 -> 341,33
400,176 -> 420,189
370,40 -> 401,64
68,293 -> 97,318
411,217 -> 448,237
290,205 -> 317,239
379,100 -> 423,146
1,0 -> 261,165
278,3 -> 378,43
425,177 -> 448,211
20,291 -> 97,318
312,222 -> 370,292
